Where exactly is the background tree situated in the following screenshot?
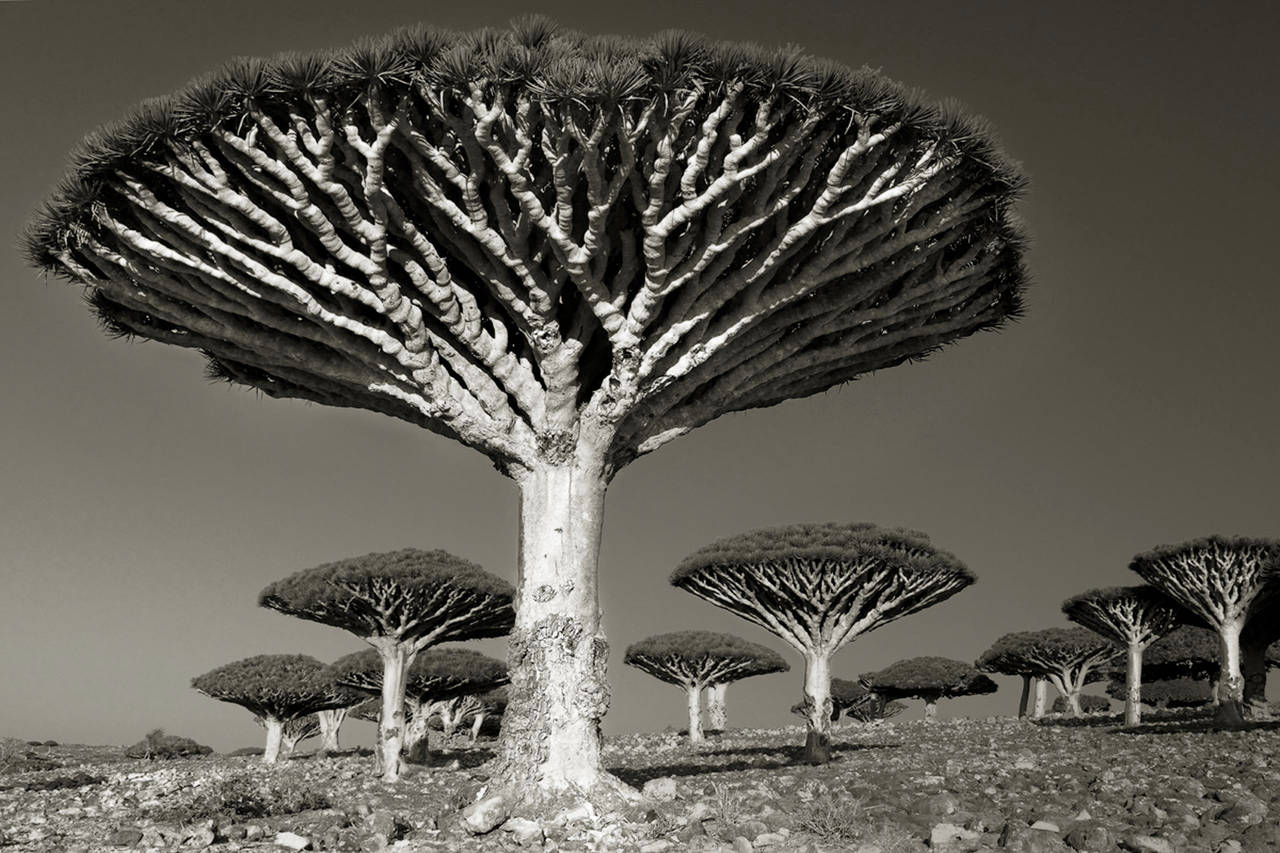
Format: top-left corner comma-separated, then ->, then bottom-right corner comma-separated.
429,687 -> 509,746
1240,582 -> 1280,706
26,19 -> 1026,805
860,656 -> 996,722
1105,676 -> 1212,710
191,654 -> 361,764
672,523 -> 974,762
260,549 -> 512,780
975,636 -> 1049,719
984,628 -> 1118,718
1130,536 -> 1280,725
316,707 -> 352,755
1051,694 -> 1110,715
789,677 -> 904,723
329,645 -> 508,764
624,631 -> 788,743
1141,625 -> 1220,685
1062,585 -> 1185,726
256,714 -> 320,757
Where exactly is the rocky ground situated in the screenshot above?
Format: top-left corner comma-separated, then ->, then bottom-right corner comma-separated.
2,713 -> 1278,853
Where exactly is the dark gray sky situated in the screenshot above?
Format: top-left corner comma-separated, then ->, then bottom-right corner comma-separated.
2,0 -> 1277,750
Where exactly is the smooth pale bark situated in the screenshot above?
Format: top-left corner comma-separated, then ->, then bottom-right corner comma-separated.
262,718 -> 284,765
1124,644 -> 1144,727
1215,620 -> 1246,726
923,698 -> 938,722
1017,675 -> 1031,718
469,712 -> 486,745
707,683 -> 728,731
495,438 -> 625,803
686,685 -> 704,743
802,651 -> 833,764
375,643 -> 412,781
1031,678 -> 1048,719
317,709 -> 345,754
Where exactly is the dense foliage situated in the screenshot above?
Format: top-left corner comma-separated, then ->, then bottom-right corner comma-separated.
1061,585 -> 1185,646
1051,695 -> 1111,714
1105,677 -> 1212,708
1140,626 -> 1220,681
328,647 -> 508,700
861,657 -> 997,700
624,631 -> 788,686
191,655 -> 363,720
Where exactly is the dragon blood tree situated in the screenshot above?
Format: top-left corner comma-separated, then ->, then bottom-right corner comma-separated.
1130,536 -> 1280,725
1141,625 -> 1220,684
861,656 -> 996,722
975,635 -> 1049,719
1006,628 -> 1119,718
1062,585 -> 1185,726
191,654 -> 362,764
1241,578 -> 1280,706
624,631 -> 788,742
1051,694 -> 1110,715
1105,676 -> 1212,710
330,645 -> 508,764
672,523 -> 974,762
431,686 -> 510,746
24,18 -> 1026,805
258,714 -> 320,757
260,550 -> 513,780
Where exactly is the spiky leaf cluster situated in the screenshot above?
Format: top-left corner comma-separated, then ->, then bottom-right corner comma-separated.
861,656 -> 997,700
1062,585 -> 1186,648
259,549 -> 514,646
623,630 -> 788,687
328,646 -> 509,701
671,523 -> 974,652
192,654 -> 362,720
1105,676 -> 1211,708
25,17 -> 1026,475
1129,536 -> 1280,630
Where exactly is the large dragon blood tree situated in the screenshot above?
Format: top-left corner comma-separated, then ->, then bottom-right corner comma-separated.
623,630 -> 788,743
24,18 -> 1026,805
260,550 -> 514,780
672,523 -> 974,762
1062,585 -> 1185,726
1130,537 -> 1280,725
191,654 -> 362,764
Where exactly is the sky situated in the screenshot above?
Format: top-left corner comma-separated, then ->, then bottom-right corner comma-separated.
2,0 -> 1278,752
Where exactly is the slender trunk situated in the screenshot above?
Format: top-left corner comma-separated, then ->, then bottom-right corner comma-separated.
707,683 -> 728,731
375,643 -> 412,781
317,709 -> 345,754
1125,644 -> 1144,727
470,711 -> 486,745
923,697 -> 938,722
1045,672 -> 1073,715
1017,675 -> 1031,718
1215,620 -> 1246,726
802,650 -> 833,764
262,718 -> 283,765
496,442 -> 623,804
686,684 -> 704,743
1241,638 -> 1269,706
1031,678 -> 1048,719
440,704 -> 459,753
404,698 -> 432,763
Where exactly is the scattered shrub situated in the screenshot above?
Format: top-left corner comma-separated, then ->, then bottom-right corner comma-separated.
125,728 -> 213,760
18,771 -> 106,792
148,772 -> 330,823
228,746 -> 266,757
0,738 -> 58,774
1052,694 -> 1110,714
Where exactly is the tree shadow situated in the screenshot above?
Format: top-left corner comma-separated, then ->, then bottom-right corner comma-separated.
1113,718 -> 1280,736
610,741 -> 899,786
406,747 -> 495,769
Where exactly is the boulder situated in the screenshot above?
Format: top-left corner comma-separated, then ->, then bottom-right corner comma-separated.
462,794 -> 510,835
643,776 -> 679,801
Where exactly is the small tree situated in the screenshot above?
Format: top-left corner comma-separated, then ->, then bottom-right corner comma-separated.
981,628 -> 1119,718
624,631 -> 788,743
1062,585 -> 1185,726
861,657 -> 996,722
260,549 -> 513,780
256,714 -> 321,757
975,637 -> 1047,719
429,687 -> 510,746
1050,694 -> 1110,715
1130,536 -> 1280,725
329,646 -> 508,763
1105,677 -> 1212,709
672,523 -> 973,762
192,655 -> 362,764
316,708 -> 351,755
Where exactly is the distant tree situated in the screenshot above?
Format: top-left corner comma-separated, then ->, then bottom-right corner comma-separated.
673,523 -> 973,762
1105,677 -> 1212,709
430,686 -> 509,746
982,628 -> 1118,718
1141,625 -> 1220,684
260,549 -> 513,780
315,708 -> 350,755
1130,536 -> 1280,725
256,714 -> 321,758
1062,585 -> 1185,726
329,646 -> 508,763
861,657 -> 996,722
624,631 -> 788,743
975,637 -> 1050,719
192,655 -> 361,764
1050,694 -> 1110,715
26,15 -> 1028,809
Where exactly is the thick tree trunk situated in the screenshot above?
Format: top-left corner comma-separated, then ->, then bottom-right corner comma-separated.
1017,675 -> 1031,718
262,718 -> 284,765
375,643 -> 412,781
923,698 -> 938,723
802,651 -> 833,764
1031,678 -> 1048,719
469,712 -> 486,745
707,683 -> 728,731
317,709 -> 345,754
1241,638 -> 1270,706
686,684 -> 704,743
1125,644 -> 1144,727
495,442 -> 629,807
1215,620 -> 1246,726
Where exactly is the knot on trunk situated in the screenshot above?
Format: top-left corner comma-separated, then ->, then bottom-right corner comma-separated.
533,584 -> 556,603
536,430 -> 576,464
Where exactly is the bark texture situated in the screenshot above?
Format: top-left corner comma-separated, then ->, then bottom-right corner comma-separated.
262,718 -> 284,765
1125,645 -> 1144,727
376,644 -> 412,781
707,683 -> 728,730
1031,679 -> 1048,719
802,652 -> 833,763
686,685 -> 704,743
317,709 -> 345,754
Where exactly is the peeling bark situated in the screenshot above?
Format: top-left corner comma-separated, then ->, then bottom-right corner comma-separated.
802,651 -> 833,763
375,643 -> 412,781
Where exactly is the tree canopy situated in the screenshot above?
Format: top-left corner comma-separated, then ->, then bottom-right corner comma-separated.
25,17 -> 1026,477
328,646 -> 509,700
861,656 -> 997,700
259,549 -> 514,645
1139,625 -> 1220,682
1062,585 -> 1185,648
1105,677 -> 1212,708
976,628 -> 1118,678
623,630 -> 788,686
671,523 -> 975,652
192,654 -> 362,719
1129,536 -> 1280,631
